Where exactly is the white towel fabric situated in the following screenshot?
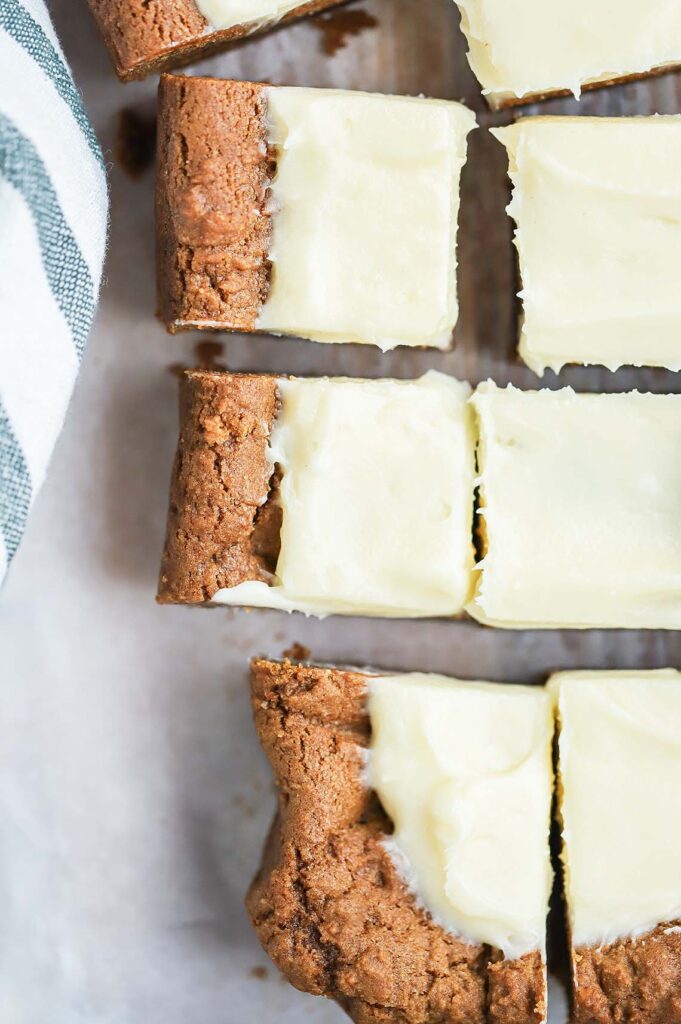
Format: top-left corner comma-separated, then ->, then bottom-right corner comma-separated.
0,0 -> 107,582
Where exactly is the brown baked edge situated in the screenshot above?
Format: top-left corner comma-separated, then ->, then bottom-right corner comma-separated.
570,924 -> 681,1024
91,0 -> 346,82
246,657 -> 547,1024
489,63 -> 681,109
156,370 -> 282,604
165,321 -> 458,351
156,74 -> 276,335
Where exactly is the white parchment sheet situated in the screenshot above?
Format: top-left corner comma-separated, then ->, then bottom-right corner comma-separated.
2,1 -> 681,1020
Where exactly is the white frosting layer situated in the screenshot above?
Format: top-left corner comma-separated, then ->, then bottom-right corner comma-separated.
493,117 -> 681,374
214,372 -> 476,617
368,673 -> 554,959
469,383 -> 681,630
195,0 -> 303,31
455,0 -> 681,104
551,670 -> 681,948
257,87 -> 476,350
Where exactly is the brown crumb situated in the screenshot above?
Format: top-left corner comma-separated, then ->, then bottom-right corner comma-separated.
194,339 -> 226,369
115,107 -> 156,179
282,642 -> 310,661
312,7 -> 378,56
232,792 -> 256,819
166,340 -> 225,379
250,965 -> 269,980
167,362 -> 187,378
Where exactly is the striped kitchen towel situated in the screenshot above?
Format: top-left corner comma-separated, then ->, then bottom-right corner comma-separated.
0,0 -> 107,583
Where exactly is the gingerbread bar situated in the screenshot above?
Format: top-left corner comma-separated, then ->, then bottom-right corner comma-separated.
156,74 -> 476,350
453,0 -> 681,108
550,669 -> 681,1024
86,0 -> 343,82
158,369 -> 476,617
493,117 -> 681,374
247,658 -> 554,1024
468,383 -> 681,630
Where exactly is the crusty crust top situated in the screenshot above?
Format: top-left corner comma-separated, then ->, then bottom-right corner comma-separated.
247,658 -> 546,1024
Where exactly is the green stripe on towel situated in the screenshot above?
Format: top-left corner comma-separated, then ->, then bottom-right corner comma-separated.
0,113 -> 96,357
0,398 -> 31,562
0,0 -> 103,167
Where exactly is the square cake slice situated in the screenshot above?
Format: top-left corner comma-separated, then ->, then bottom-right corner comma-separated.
468,383 -> 681,630
86,0 -> 343,81
156,74 -> 475,350
550,670 -> 681,1024
157,369 -> 476,618
493,117 -> 681,375
454,0 -> 681,108
248,658 -> 554,1024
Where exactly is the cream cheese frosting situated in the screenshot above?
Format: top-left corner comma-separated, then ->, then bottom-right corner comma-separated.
493,117 -> 681,374
213,372 -> 476,617
256,87 -> 476,350
194,0 -> 305,31
367,672 -> 555,959
551,670 -> 681,948
455,0 -> 681,105
468,382 -> 681,630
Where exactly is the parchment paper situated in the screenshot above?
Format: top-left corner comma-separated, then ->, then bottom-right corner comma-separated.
2,1 -> 681,1019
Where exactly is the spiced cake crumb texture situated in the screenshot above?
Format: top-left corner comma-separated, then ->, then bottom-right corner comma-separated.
87,0 -> 344,81
156,74 -> 273,334
157,370 -> 281,605
573,925 -> 681,1024
246,658 -> 546,1024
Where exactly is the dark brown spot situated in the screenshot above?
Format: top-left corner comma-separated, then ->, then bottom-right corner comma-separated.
282,642 -> 311,661
115,107 -> 156,180
250,965 -> 268,980
232,793 -> 256,819
194,339 -> 226,369
168,340 -> 225,379
167,362 -> 187,378
312,8 -> 378,57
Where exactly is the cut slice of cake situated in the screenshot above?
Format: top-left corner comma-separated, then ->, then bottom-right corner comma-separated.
453,0 -> 681,108
468,383 -> 681,630
86,0 -> 344,81
493,117 -> 681,374
157,369 -> 476,618
248,657 -> 554,1024
156,74 -> 476,350
550,670 -> 681,1024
